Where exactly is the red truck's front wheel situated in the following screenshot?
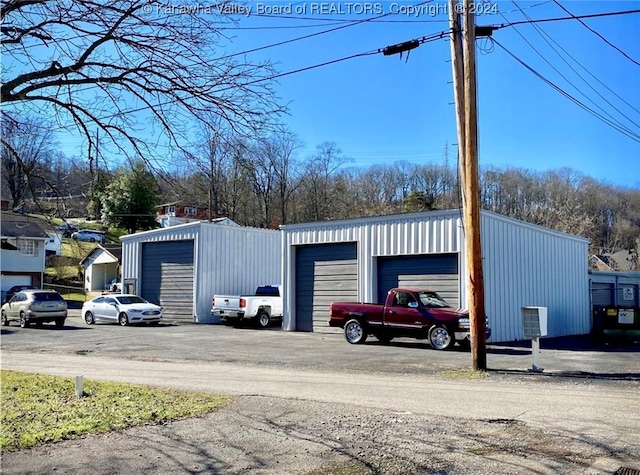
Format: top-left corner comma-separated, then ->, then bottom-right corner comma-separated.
428,325 -> 454,350
344,319 -> 367,344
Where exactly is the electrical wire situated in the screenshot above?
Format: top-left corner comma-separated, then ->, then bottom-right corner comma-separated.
3,30 -> 449,140
507,1 -> 640,135
215,1 -> 434,61
552,0 -> 640,68
497,8 -> 640,28
491,38 -> 640,143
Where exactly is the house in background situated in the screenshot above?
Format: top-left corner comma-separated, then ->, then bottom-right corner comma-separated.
590,251 -> 638,271
156,202 -> 208,228
0,211 -> 49,300
45,231 -> 63,256
156,202 -> 239,228
80,244 -> 122,292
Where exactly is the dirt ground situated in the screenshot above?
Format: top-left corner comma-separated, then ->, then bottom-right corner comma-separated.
2,393 -> 637,475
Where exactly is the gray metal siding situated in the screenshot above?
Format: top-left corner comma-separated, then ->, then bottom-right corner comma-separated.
141,240 -> 194,322
481,212 -> 590,341
195,224 -> 282,323
591,282 -> 614,307
121,222 -> 281,324
282,209 -> 590,341
295,243 -> 357,332
377,254 -> 459,307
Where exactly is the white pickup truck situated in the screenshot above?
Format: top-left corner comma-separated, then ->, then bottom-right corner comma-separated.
211,285 -> 283,328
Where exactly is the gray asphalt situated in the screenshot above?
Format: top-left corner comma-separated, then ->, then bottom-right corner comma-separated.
2,314 -> 640,473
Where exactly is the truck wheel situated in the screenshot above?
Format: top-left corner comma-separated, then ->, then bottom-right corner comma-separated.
428,325 -> 454,350
344,319 -> 367,344
257,311 -> 270,328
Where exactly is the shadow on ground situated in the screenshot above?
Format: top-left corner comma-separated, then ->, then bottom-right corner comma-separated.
490,334 -> 640,353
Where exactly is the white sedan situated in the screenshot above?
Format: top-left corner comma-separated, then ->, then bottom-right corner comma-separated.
82,294 -> 162,326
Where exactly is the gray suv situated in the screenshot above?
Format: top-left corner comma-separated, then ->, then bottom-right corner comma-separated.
1,290 -> 68,328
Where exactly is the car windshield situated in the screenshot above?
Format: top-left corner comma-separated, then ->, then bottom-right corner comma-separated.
417,292 -> 451,308
116,296 -> 148,305
33,292 -> 64,302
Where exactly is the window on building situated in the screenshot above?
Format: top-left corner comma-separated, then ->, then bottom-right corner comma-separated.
18,240 -> 35,256
184,206 -> 197,215
166,205 -> 176,214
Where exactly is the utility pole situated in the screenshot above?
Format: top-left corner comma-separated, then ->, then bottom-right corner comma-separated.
449,0 -> 487,370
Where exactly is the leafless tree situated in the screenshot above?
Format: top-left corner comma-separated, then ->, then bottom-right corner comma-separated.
1,114 -> 55,211
298,142 -> 351,221
1,0 -> 284,170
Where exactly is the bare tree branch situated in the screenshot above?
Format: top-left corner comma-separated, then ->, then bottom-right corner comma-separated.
1,0 -> 285,170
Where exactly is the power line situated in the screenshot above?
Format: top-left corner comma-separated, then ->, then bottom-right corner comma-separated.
507,1 -> 640,135
552,0 -> 640,68
496,8 -> 640,29
492,38 -> 640,143
216,1 -> 434,61
4,30 -> 449,140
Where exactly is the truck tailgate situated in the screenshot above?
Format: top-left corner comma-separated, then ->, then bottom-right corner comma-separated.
212,295 -> 242,311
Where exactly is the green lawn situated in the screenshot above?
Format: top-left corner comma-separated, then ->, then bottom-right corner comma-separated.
0,370 -> 229,451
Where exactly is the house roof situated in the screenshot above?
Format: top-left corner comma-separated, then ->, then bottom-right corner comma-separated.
0,211 -> 50,239
102,243 -> 122,261
79,243 -> 122,266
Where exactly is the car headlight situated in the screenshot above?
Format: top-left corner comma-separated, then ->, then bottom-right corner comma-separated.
129,309 -> 142,313
458,317 -> 470,330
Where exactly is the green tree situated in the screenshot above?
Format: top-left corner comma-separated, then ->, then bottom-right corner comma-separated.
100,162 -> 158,234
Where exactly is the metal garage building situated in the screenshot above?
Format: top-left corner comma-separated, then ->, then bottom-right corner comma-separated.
121,222 -> 281,323
281,209 -> 590,343
589,270 -> 640,308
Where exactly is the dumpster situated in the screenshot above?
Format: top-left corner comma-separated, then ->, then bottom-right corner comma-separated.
593,306 -> 640,341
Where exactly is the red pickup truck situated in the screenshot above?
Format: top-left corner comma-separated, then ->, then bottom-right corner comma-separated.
329,288 -> 490,350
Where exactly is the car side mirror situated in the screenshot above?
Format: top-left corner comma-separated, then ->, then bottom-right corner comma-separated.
408,302 -> 418,309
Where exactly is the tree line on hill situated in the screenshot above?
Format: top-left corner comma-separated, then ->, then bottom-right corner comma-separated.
2,119 -> 638,261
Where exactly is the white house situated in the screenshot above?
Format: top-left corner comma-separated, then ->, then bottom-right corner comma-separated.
1,212 -> 49,300
80,244 -> 122,292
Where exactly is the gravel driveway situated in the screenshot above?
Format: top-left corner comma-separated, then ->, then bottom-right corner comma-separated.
2,318 -> 639,474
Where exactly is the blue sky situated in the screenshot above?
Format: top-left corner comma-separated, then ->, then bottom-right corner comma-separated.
215,0 -> 640,187
7,1 -> 638,187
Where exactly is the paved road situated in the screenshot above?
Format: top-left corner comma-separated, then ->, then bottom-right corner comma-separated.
2,317 -> 640,473
3,350 -> 639,443
3,319 -> 640,433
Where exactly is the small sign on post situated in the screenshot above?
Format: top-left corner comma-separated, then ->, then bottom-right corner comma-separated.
522,307 -> 548,373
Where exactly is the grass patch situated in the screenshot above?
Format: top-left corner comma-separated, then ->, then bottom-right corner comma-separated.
0,370 -> 229,451
436,368 -> 490,380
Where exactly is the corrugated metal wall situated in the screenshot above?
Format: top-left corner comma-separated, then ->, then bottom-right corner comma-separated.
195,224 -> 281,322
589,271 -> 640,308
282,211 -> 464,331
481,212 -> 590,341
121,222 -> 281,323
283,210 -> 591,342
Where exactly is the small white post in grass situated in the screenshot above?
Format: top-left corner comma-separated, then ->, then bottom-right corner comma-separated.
76,375 -> 84,397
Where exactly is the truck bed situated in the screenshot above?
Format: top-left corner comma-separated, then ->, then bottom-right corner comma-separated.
329,302 -> 385,327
